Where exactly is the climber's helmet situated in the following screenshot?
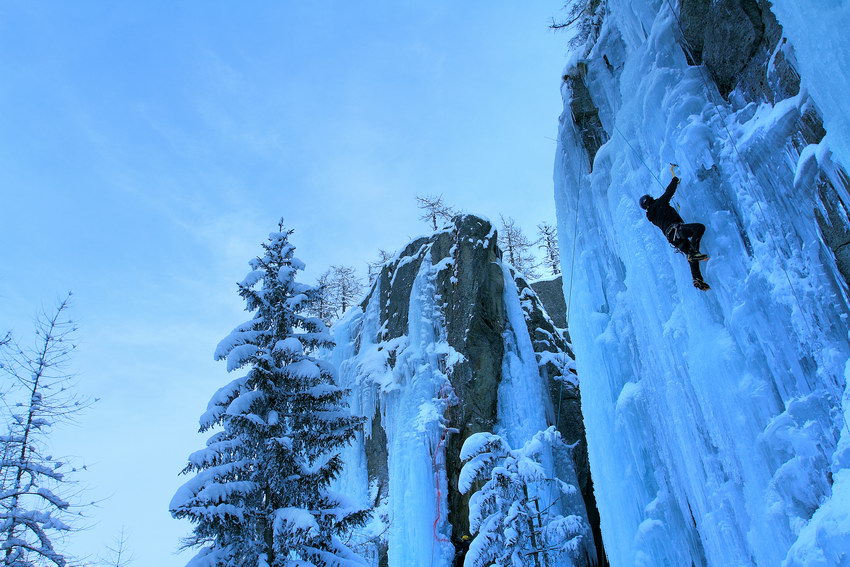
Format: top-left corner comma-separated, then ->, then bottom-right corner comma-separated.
639,195 -> 653,210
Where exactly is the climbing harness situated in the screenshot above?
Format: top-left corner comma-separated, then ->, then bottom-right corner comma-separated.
664,223 -> 687,254
664,223 -> 682,242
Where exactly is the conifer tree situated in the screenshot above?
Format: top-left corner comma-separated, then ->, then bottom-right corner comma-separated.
415,195 -> 455,231
101,527 -> 133,567
328,266 -> 363,317
366,249 -> 393,284
170,222 -> 369,567
498,215 -> 540,280
0,294 -> 91,567
537,221 -> 561,276
459,428 -> 588,567
308,266 -> 364,326
309,269 -> 336,327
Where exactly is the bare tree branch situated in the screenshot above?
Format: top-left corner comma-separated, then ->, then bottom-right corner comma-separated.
366,249 -> 394,284
537,221 -> 561,276
415,194 -> 456,231
100,526 -> 133,567
499,215 -> 541,280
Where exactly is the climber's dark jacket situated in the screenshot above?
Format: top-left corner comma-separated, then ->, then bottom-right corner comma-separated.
645,177 -> 682,236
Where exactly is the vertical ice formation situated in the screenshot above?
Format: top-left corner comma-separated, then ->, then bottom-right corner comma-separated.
769,2 -> 850,171
553,1 -> 850,565
498,263 -> 551,447
329,215 -> 599,566
330,253 -> 455,566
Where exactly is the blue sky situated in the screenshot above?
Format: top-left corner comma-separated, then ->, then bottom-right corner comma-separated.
1,2 -> 567,564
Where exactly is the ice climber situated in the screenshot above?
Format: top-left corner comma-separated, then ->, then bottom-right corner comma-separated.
639,165 -> 711,291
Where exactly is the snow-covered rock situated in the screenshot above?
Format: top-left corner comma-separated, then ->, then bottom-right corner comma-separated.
328,215 -> 600,566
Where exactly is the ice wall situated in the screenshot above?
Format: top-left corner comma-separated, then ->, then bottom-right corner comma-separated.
554,1 -> 850,565
331,256 -> 457,567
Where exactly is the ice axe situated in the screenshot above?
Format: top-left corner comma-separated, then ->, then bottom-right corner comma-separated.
669,163 -> 679,177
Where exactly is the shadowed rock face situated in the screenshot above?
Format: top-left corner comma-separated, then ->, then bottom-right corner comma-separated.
355,215 -> 602,566
815,171 -> 850,281
680,0 -> 768,97
531,275 -> 568,329
564,64 -> 609,170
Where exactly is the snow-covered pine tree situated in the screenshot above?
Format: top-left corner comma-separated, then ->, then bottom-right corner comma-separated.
537,221 -> 561,277
498,215 -> 540,280
0,294 -> 91,567
459,428 -> 588,567
170,223 -> 369,567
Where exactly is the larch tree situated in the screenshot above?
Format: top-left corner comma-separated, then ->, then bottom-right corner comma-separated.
307,266 -> 364,326
537,221 -> 561,276
498,215 -> 540,280
328,266 -> 363,317
309,269 -> 336,327
170,222 -> 369,567
415,195 -> 455,231
100,527 -> 133,567
550,0 -> 605,50
366,249 -> 393,284
0,294 -> 91,567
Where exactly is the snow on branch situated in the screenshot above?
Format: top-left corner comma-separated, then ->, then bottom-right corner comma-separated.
172,224 -> 369,566
0,293 -> 92,567
459,427 -> 590,567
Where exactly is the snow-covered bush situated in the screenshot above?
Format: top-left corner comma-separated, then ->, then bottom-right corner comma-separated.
459,427 -> 588,567
170,222 -> 369,567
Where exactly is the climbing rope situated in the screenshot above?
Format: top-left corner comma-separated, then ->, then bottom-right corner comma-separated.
662,0 -> 816,338
430,381 -> 454,561
663,0 -> 850,445
564,153 -> 582,329
561,119 -> 665,332
558,128 -> 585,431
611,122 -> 667,191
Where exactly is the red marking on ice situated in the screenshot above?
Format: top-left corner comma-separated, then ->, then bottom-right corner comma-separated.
432,382 -> 455,546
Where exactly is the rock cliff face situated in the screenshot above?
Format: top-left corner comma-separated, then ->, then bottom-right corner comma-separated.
554,1 -> 850,565
330,215 -> 602,566
530,275 -> 568,329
